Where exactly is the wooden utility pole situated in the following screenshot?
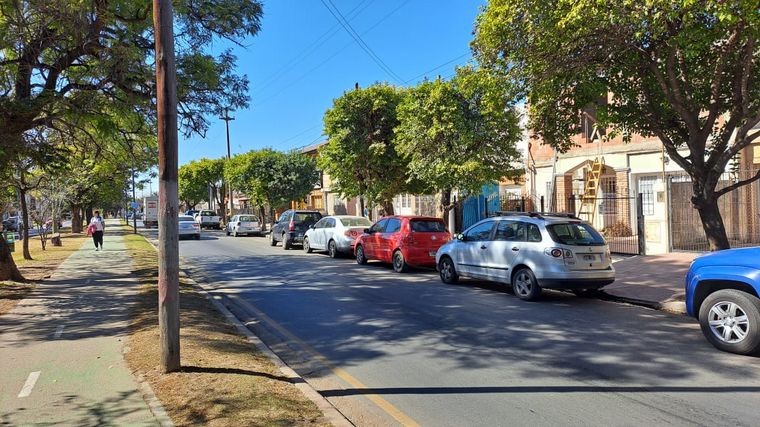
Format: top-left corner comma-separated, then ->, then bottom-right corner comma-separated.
153,0 -> 180,373
220,108 -> 235,220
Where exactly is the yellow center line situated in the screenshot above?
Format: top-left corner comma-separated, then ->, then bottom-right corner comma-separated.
231,295 -> 420,427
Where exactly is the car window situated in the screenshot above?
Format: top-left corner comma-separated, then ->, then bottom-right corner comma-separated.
178,216 -> 195,222
370,219 -> 388,233
340,217 -> 372,227
495,221 -> 526,241
463,221 -> 495,242
325,218 -> 336,228
385,218 -> 401,233
278,212 -> 289,222
200,211 -> 215,216
527,224 -> 542,242
410,219 -> 446,232
314,218 -> 327,229
294,212 -> 321,226
547,222 -> 606,246
239,215 -> 257,222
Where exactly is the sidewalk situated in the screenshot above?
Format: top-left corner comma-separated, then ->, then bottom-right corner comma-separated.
0,221 -> 166,426
603,252 -> 699,313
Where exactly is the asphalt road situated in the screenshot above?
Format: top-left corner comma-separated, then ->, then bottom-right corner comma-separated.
155,228 -> 759,426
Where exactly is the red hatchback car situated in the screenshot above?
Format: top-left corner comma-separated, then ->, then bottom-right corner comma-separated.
354,216 -> 451,272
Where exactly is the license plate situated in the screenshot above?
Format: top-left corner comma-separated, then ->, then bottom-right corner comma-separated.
582,254 -> 598,261
429,251 -> 436,257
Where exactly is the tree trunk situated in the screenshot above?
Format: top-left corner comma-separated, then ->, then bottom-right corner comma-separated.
440,189 -> 452,224
381,200 -> 394,216
0,234 -> 25,282
85,207 -> 94,225
154,0 -> 181,374
19,187 -> 31,260
695,194 -> 730,251
259,206 -> 266,231
359,196 -> 366,218
71,203 -> 82,233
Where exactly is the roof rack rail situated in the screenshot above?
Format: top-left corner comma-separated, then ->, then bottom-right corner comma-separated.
488,211 -> 581,220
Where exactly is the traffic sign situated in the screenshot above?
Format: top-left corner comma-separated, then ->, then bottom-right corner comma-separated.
131,201 -> 139,209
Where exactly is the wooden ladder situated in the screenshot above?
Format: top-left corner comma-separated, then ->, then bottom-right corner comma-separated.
577,158 -> 604,223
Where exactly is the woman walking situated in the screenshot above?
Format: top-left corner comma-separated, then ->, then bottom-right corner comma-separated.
90,210 -> 106,251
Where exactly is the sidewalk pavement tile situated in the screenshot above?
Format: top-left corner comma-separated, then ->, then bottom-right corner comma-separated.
0,220 -> 161,426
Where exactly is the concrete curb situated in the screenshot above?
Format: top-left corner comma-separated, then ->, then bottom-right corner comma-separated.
138,232 -> 353,427
135,373 -> 175,427
599,291 -> 687,315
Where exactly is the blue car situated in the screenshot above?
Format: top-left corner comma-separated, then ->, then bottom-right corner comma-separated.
685,247 -> 760,355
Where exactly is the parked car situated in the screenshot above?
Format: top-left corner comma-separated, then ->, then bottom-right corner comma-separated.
303,215 -> 372,257
269,209 -> 322,250
2,217 -> 21,232
178,215 -> 201,240
435,213 -> 615,301
354,216 -> 450,273
195,210 -> 221,229
185,210 -> 199,217
685,247 -> 760,356
226,214 -> 263,237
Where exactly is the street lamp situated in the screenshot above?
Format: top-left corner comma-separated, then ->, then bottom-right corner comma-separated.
220,107 -> 235,220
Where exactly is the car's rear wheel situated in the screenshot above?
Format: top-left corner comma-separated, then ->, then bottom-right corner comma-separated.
269,231 -> 277,246
512,268 -> 541,301
438,256 -> 458,284
283,234 -> 291,250
303,237 -> 313,253
194,234 -> 200,240
355,245 -> 367,265
328,240 -> 338,258
392,250 -> 408,273
699,289 -> 760,356
232,229 -> 238,237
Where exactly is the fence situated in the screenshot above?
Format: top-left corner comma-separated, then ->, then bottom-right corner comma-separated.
568,194 -> 645,255
457,192 -> 543,232
668,170 -> 760,252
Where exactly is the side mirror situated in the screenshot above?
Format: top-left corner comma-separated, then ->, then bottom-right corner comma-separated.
363,228 -> 371,234
456,233 -> 464,241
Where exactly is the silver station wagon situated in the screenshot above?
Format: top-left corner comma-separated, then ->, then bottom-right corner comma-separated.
435,213 -> 615,301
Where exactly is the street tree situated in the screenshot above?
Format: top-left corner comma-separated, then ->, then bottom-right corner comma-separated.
181,158 -> 226,217
320,83 -> 411,215
178,163 -> 207,210
472,0 -> 760,250
394,67 -> 523,222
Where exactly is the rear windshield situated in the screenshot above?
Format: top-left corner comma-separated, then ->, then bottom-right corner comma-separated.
547,223 -> 606,246
239,215 -> 258,222
294,212 -> 321,224
411,219 -> 446,232
178,216 -> 195,222
200,211 -> 215,216
340,217 -> 372,227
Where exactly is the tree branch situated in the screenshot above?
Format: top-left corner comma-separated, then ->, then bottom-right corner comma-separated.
716,169 -> 760,198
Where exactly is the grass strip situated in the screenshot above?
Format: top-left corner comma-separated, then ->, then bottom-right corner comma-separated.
121,231 -> 328,426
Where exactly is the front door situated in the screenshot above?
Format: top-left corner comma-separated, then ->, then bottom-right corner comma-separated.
364,219 -> 388,259
456,220 -> 496,278
379,217 -> 402,262
487,220 -> 527,283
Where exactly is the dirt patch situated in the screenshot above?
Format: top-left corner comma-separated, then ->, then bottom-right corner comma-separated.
122,233 -> 329,426
12,231 -> 88,281
0,282 -> 35,315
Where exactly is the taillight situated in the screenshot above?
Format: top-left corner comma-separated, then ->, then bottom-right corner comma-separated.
288,220 -> 295,231
545,248 -> 572,258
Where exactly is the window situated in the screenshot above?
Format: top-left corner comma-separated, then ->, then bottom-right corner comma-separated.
370,219 -> 388,233
410,219 -> 446,232
547,223 -> 606,246
395,194 -> 412,209
463,221 -> 495,242
494,221 -> 526,241
385,218 -> 402,233
314,218 -> 328,229
637,176 -> 657,216
239,215 -> 257,222
340,217 -> 372,227
294,212 -> 321,225
278,211 -> 289,222
527,224 -> 542,242
325,218 -> 336,228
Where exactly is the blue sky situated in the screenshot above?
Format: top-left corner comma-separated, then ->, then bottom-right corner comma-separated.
177,0 -> 487,166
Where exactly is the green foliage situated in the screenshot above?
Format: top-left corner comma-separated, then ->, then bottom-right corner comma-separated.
180,158 -> 226,208
225,149 -> 319,210
320,83 -> 413,209
394,67 -> 523,198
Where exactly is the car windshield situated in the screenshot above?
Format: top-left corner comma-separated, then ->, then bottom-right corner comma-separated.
294,212 -> 321,225
178,216 -> 195,222
411,219 -> 446,232
547,222 -> 606,246
340,217 -> 372,227
239,215 -> 257,222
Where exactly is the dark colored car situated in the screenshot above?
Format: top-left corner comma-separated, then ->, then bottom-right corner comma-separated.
354,216 -> 450,273
269,209 -> 322,250
685,247 -> 760,356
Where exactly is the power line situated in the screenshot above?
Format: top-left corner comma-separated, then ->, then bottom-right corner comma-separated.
275,123 -> 323,147
403,52 -> 470,84
320,0 -> 405,83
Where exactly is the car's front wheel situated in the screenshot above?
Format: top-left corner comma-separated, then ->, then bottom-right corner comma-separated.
438,256 -> 458,284
232,229 -> 238,237
269,231 -> 277,246
512,268 -> 541,301
355,245 -> 367,265
699,289 -> 760,356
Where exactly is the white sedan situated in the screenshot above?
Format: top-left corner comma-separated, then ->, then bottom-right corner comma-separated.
303,215 -> 372,258
226,214 -> 263,237
178,215 -> 201,240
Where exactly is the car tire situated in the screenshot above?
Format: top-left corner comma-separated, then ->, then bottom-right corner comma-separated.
512,268 -> 542,301
699,289 -> 760,356
438,256 -> 459,284
303,237 -> 313,253
226,229 -> 230,236
328,240 -> 338,258
355,245 -> 367,265
232,229 -> 238,237
392,250 -> 408,273
194,234 -> 200,240
283,234 -> 291,250
269,231 -> 277,246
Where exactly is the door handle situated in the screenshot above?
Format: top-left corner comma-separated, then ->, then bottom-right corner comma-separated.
480,245 -> 487,249
511,247 -> 520,251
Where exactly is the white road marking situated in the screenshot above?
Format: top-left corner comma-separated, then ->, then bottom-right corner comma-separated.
18,371 -> 41,398
54,326 -> 64,339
